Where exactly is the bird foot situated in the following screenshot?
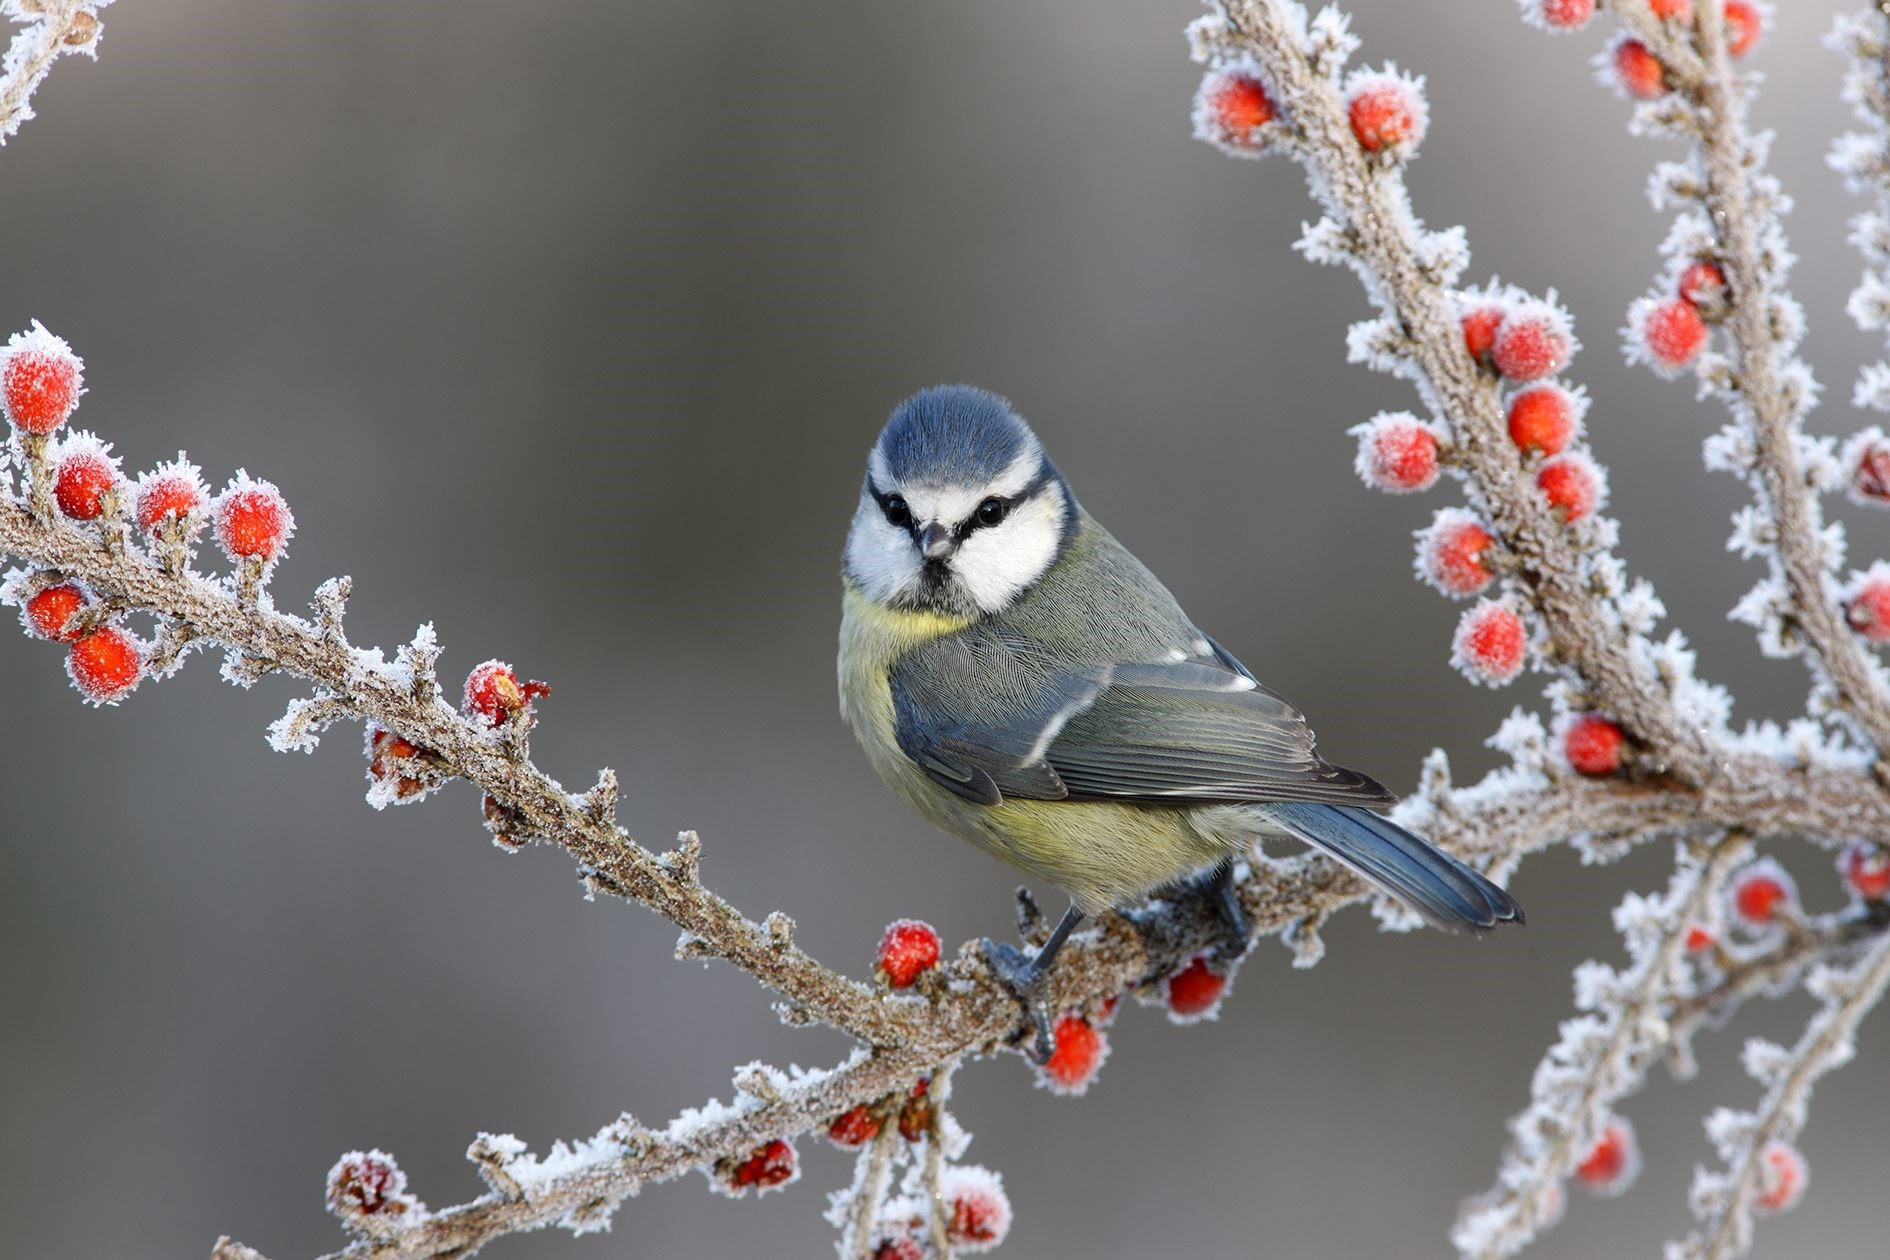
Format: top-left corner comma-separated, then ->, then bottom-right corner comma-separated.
981,937 -> 1057,1064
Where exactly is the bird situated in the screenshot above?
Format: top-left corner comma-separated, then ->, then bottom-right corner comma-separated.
837,385 -> 1522,1053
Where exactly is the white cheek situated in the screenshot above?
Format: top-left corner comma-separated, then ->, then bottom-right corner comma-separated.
952,496 -> 1062,613
844,500 -> 922,604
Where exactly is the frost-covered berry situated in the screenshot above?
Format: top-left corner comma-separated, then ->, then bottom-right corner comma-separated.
326,1149 -> 419,1220
871,1240 -> 924,1260
877,918 -> 941,988
1418,509 -> 1497,597
1840,842 -> 1890,902
1575,1117 -> 1641,1197
1164,954 -> 1231,1023
1844,429 -> 1890,507
1529,0 -> 1596,32
1845,570 -> 1890,643
1452,602 -> 1527,686
1034,1013 -> 1108,1096
1611,39 -> 1668,100
1684,924 -> 1717,952
1728,857 -> 1797,927
715,1139 -> 798,1197
1351,412 -> 1441,493
1462,302 -> 1508,366
463,660 -> 551,728
1195,65 -> 1276,157
1537,453 -> 1601,523
1507,383 -> 1579,456
1753,1140 -> 1807,1215
826,1104 -> 880,1149
1648,0 -> 1690,20
1724,1 -> 1763,57
1,321 -> 83,436
1492,303 -> 1573,381
1563,713 -> 1625,776
1633,296 -> 1708,374
24,583 -> 87,642
214,473 -> 294,564
51,435 -> 119,521
897,1076 -> 933,1142
367,727 -> 441,803
134,459 -> 209,538
943,1164 -> 1013,1253
1677,261 -> 1727,306
67,624 -> 142,703
1345,69 -> 1427,156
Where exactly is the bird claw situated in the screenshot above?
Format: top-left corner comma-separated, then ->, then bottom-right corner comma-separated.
982,937 -> 1057,1064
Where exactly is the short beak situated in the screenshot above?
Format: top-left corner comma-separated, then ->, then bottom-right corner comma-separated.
918,522 -> 958,561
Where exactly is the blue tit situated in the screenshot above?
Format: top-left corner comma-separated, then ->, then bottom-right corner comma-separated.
838,385 -> 1521,1049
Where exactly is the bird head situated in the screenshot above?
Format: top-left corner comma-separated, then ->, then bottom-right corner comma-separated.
845,385 -> 1075,618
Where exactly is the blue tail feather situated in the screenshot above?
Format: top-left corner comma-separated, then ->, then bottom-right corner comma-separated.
1265,802 -> 1523,932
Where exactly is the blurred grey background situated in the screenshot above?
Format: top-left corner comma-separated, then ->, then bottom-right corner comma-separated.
1,2 -> 1886,1256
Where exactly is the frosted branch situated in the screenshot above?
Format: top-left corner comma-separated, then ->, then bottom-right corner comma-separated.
1669,930 -> 1890,1259
0,1 -> 104,144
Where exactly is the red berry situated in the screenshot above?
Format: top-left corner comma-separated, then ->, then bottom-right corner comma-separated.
1847,573 -> 1890,642
1563,714 -> 1626,776
1034,1013 -> 1108,1096
943,1164 -> 1013,1252
720,1139 -> 797,1195
1728,858 -> 1797,926
872,1241 -> 925,1260
1197,68 -> 1276,155
1346,73 -> 1425,154
1535,0 -> 1596,30
326,1150 -> 413,1218
1452,602 -> 1527,686
878,918 -> 942,988
1165,955 -> 1230,1022
1684,924 -> 1717,952
1840,842 -> 1890,902
1613,39 -> 1667,100
1850,436 -> 1890,505
1462,303 -> 1507,366
1353,413 -> 1440,493
1507,384 -> 1578,457
1419,510 -> 1497,598
826,1104 -> 880,1149
1537,453 -> 1600,523
52,438 -> 118,521
214,474 -> 294,563
1492,305 -> 1572,381
134,460 -> 209,537
1677,261 -> 1727,306
24,583 -> 86,642
1637,296 -> 1708,372
1575,1117 -> 1641,1197
1648,0 -> 1690,20
463,660 -> 551,728
1,322 -> 83,436
897,1076 -> 934,1142
68,624 -> 142,703
1724,1 -> 1762,57
367,727 -> 439,802
1754,1140 -> 1806,1214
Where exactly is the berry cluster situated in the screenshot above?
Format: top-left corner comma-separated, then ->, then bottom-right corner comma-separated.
1,323 -> 297,705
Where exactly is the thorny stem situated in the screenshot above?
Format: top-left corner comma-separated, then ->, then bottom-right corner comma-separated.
1694,3 -> 1890,768
1463,835 -> 1754,1258
1218,0 -> 1717,783
0,1 -> 97,142
1689,931 -> 1890,1259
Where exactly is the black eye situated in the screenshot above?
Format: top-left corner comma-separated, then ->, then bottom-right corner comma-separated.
881,495 -> 911,528
975,497 -> 1008,527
